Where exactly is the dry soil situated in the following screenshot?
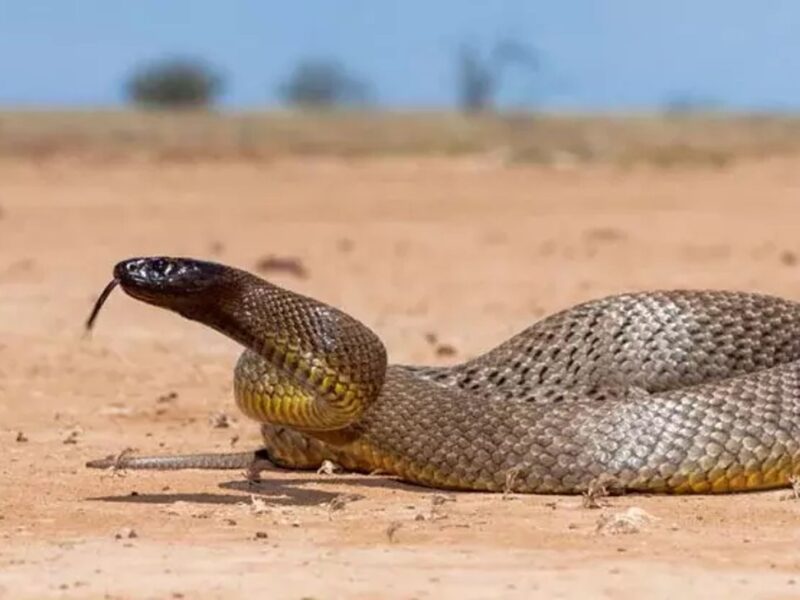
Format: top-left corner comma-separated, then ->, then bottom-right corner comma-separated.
2,157 -> 800,599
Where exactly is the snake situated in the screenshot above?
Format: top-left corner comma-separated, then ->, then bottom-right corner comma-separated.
85,256 -> 800,494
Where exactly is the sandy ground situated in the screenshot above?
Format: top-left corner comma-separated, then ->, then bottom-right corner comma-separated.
2,156 -> 800,599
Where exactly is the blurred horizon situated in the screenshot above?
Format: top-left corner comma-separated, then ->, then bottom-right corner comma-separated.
1,1 -> 800,112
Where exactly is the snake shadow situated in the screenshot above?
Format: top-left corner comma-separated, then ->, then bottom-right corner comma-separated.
87,473 -> 422,507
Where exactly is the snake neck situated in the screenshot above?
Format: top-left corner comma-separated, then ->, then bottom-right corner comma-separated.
201,276 -> 388,431
119,260 -> 388,431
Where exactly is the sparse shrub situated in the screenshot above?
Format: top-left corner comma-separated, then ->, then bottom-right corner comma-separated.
455,39 -> 538,113
279,59 -> 371,109
126,58 -> 223,108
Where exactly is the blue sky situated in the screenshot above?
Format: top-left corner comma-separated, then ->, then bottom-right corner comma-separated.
1,1 -> 799,110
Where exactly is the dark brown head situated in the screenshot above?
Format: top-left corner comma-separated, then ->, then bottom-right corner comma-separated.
114,257 -> 234,308
86,257 -> 245,332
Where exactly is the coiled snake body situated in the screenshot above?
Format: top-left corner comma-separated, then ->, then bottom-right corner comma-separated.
86,257 -> 800,494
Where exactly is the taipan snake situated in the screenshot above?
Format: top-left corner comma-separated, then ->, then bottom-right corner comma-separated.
85,257 -> 800,494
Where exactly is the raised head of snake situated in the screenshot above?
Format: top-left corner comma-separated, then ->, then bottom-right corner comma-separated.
88,256 -> 800,494
96,257 -> 387,432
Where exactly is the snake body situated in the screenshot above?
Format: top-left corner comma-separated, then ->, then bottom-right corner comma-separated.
87,257 -> 800,494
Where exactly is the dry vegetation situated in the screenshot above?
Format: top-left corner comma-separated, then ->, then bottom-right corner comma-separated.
3,110 -> 800,166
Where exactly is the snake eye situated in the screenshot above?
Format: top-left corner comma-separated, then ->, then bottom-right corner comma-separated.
147,258 -> 185,280
116,257 -> 187,285
152,258 -> 172,276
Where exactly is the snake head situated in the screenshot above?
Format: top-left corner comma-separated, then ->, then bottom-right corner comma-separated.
114,257 -> 232,306
86,256 -> 237,332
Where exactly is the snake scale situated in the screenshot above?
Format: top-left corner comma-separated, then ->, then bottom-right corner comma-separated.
85,257 -> 800,494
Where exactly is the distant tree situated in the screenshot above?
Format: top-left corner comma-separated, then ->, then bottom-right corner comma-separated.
457,45 -> 495,113
126,58 -> 223,108
456,39 -> 538,113
279,59 -> 371,109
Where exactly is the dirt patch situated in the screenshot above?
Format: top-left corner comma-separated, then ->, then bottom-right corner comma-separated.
2,157 -> 800,599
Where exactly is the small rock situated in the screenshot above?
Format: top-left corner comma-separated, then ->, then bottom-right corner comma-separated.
435,344 -> 457,358
62,431 -> 80,445
583,227 -> 628,243
781,250 -> 798,266
114,527 -> 137,540
157,391 -> 178,404
255,255 -> 308,279
99,404 -> 134,417
595,507 -> 656,535
317,460 -> 343,475
15,432 -> 28,443
254,531 -> 269,540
